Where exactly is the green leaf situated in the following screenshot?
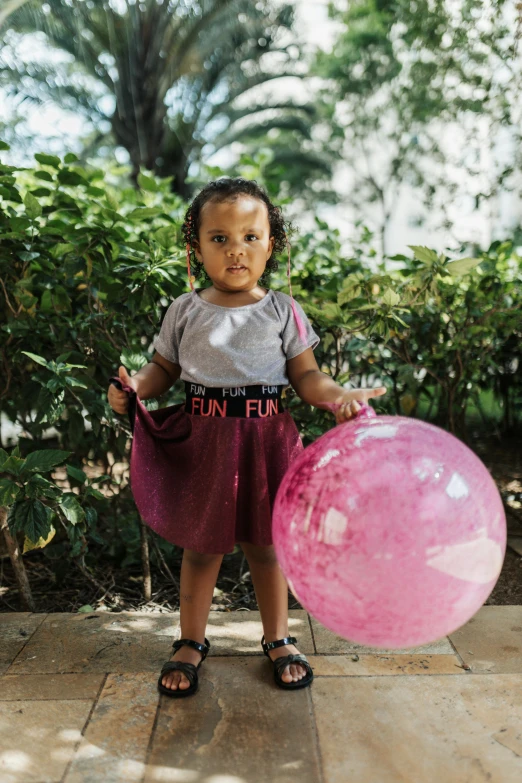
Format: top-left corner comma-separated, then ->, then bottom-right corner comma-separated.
57,169 -> 88,187
23,449 -> 72,474
77,605 -> 96,613
23,524 -> 57,554
34,170 -> 54,182
391,313 -> 409,328
66,464 -> 87,484
51,243 -> 75,257
59,493 -> 85,526
138,172 -> 158,192
87,186 -> 106,197
153,226 -> 175,249
1,455 -> 26,477
128,207 -> 163,220
322,303 -> 342,320
0,140 -> 10,151
64,153 -> 79,163
0,478 -> 21,506
20,351 -> 49,367
84,505 -> 99,526
407,245 -> 439,265
65,377 -> 89,389
445,257 -> 481,276
105,192 -> 120,212
381,288 -> 400,306
40,285 -> 71,314
34,153 -> 61,168
322,332 -> 335,351
9,499 -> 53,543
29,187 -> 51,198
24,192 -> 42,219
100,208 -> 121,222
25,474 -> 62,501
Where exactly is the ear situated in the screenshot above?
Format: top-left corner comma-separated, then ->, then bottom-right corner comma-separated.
192,238 -> 202,261
268,235 -> 275,257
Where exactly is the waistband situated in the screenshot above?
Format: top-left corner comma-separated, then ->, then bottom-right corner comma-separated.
184,382 -> 286,418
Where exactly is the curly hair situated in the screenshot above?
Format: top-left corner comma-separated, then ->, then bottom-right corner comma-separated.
180,177 -> 295,289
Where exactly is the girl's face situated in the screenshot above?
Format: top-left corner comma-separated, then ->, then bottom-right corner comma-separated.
193,195 -> 275,292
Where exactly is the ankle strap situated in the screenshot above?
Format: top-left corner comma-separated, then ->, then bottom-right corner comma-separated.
262,635 -> 297,653
172,637 -> 210,661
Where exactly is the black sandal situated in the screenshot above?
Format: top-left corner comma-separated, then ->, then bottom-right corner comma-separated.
261,634 -> 314,690
157,637 -> 210,698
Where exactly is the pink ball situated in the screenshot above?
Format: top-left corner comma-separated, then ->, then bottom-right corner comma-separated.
273,406 -> 506,648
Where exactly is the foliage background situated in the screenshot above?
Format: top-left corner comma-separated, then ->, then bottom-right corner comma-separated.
1,146 -> 520,585
0,0 -> 521,609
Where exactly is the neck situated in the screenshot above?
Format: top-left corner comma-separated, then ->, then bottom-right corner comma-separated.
209,284 -> 261,295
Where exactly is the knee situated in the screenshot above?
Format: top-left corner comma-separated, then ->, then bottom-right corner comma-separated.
183,548 -> 223,567
241,543 -> 279,567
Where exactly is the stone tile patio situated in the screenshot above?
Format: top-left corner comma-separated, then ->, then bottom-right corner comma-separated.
0,606 -> 521,783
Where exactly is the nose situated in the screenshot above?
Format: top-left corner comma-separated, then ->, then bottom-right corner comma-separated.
226,249 -> 246,264
226,241 -> 246,256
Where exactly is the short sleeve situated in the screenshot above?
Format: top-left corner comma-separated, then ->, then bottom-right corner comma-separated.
152,299 -> 180,364
282,297 -> 320,360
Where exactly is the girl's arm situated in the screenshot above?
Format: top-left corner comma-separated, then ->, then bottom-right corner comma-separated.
287,351 -> 345,406
287,348 -> 386,424
133,352 -> 182,399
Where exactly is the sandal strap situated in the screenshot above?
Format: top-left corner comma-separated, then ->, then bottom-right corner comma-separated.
172,637 -> 210,661
159,660 -> 199,687
273,654 -> 313,680
261,635 -> 297,655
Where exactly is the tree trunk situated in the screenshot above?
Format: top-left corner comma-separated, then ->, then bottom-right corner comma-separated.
0,506 -> 36,612
140,516 -> 152,601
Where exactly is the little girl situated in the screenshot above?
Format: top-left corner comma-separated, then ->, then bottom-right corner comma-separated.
108,177 -> 386,698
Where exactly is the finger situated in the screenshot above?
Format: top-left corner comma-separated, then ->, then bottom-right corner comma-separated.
110,388 -> 127,398
350,388 -> 386,402
364,386 -> 387,398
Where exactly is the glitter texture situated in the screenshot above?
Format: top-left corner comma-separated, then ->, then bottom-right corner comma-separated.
272,404 -> 507,649
151,289 -> 320,388
110,377 -> 304,554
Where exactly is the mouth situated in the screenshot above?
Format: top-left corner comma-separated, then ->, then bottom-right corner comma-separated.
227,265 -> 247,273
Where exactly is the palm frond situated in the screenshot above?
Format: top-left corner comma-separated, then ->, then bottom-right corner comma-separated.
212,115 -> 313,149
1,0 -> 328,198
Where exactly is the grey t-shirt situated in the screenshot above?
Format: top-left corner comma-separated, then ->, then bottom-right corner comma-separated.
152,288 -> 320,388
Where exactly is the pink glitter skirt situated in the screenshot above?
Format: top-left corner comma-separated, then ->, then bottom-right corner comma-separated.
109,378 -> 304,554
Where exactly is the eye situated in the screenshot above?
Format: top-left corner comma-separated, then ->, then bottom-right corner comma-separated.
211,235 -> 258,242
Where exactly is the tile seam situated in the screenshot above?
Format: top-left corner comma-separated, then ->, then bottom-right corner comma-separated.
3,612 -> 49,673
446,635 -> 473,673
308,613 -> 317,654
60,671 -> 109,783
143,686 -> 162,783
307,687 -> 326,783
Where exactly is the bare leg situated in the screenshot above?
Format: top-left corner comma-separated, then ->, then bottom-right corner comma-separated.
240,542 -> 307,683
161,548 -> 223,691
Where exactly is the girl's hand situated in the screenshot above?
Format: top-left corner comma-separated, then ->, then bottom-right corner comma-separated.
107,365 -> 139,414
334,387 -> 387,425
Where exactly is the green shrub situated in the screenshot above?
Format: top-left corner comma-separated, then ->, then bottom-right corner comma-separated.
1,142 -> 520,571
